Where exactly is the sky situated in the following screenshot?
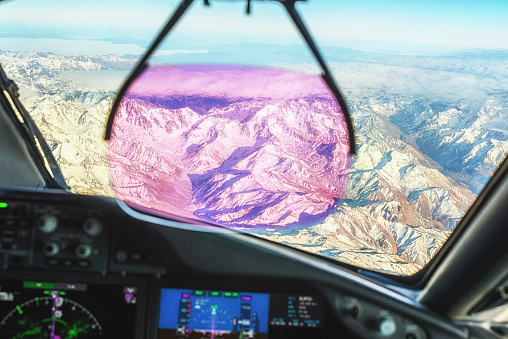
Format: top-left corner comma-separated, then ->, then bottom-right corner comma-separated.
0,0 -> 507,55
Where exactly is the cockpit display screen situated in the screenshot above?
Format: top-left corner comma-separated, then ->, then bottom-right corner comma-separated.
158,288 -> 269,339
157,288 -> 324,339
0,279 -> 138,338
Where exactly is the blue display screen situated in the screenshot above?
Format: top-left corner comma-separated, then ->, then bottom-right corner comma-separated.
158,288 -> 270,338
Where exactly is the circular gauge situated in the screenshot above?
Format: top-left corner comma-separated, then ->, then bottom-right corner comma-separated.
0,293 -> 102,338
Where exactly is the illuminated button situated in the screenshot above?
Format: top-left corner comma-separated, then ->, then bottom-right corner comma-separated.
24,281 -> 56,289
0,202 -> 9,215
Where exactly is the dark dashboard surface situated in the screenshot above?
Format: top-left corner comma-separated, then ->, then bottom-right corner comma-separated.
0,188 -> 467,338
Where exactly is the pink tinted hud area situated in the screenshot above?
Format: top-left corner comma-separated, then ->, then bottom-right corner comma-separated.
108,65 -> 351,229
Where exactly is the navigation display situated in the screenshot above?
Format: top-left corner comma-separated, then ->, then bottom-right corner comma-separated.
157,288 -> 324,339
0,279 -> 138,338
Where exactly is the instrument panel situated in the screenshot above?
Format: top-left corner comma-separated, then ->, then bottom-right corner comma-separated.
0,188 -> 443,339
0,189 -> 334,338
0,196 -> 109,272
0,276 -> 331,339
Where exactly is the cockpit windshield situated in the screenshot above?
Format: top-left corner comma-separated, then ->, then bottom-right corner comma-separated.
1,0 -> 507,276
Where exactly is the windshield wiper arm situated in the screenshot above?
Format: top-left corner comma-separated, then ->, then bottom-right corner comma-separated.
0,64 -> 68,190
104,0 -> 356,155
281,1 -> 356,154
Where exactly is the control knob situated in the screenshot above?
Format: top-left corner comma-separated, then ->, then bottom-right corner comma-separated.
43,242 -> 60,256
340,297 -> 363,319
83,218 -> 103,236
374,314 -> 397,337
37,214 -> 58,233
75,244 -> 92,258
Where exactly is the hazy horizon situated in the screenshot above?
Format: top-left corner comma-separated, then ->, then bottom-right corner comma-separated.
1,0 -> 508,56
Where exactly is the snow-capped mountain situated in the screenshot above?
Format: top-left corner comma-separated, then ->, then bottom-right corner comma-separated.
0,51 -> 132,196
279,104 -> 476,275
110,65 -> 351,227
389,99 -> 508,193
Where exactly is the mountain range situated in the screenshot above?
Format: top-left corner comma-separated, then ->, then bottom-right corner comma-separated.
1,49 -> 506,275
109,65 -> 351,228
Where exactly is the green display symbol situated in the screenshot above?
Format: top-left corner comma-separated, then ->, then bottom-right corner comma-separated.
0,296 -> 102,338
16,305 -> 23,315
66,320 -> 91,338
13,325 -> 42,339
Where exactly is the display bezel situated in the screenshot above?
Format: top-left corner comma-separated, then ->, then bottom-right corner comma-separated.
149,277 -> 327,339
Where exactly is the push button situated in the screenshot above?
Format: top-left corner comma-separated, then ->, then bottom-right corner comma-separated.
16,229 -> 30,238
1,229 -> 15,237
115,250 -> 128,263
0,202 -> 9,215
77,260 -> 90,268
46,258 -> 59,266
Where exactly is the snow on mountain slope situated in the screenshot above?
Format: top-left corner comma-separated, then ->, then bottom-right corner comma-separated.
109,67 -> 351,227
262,104 -> 475,275
30,94 -> 115,196
0,51 -> 132,196
2,50 -> 506,275
390,99 -> 508,193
